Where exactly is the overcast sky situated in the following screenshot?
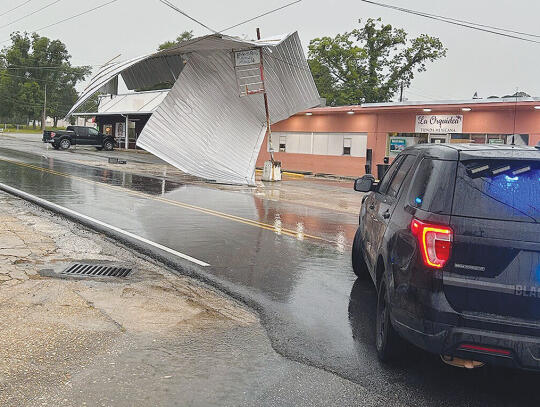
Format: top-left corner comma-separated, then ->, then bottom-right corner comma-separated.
2,0 -> 539,101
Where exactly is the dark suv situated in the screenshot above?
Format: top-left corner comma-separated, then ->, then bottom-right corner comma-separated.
352,143 -> 540,370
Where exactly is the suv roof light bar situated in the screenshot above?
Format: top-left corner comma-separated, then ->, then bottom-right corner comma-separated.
492,165 -> 510,175
512,166 -> 531,175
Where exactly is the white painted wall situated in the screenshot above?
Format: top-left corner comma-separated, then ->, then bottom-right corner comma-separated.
271,132 -> 368,157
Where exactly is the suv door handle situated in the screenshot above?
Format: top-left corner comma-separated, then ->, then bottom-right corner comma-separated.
382,210 -> 391,219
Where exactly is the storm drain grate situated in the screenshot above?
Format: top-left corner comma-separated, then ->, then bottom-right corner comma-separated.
61,263 -> 133,278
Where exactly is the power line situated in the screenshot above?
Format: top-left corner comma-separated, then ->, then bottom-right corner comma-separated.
158,0 -> 218,33
0,71 -> 59,84
0,0 -> 120,45
30,0 -> 120,35
0,0 -> 34,18
220,0 -> 302,33
159,0 -> 304,55
0,0 -> 62,30
359,0 -> 540,44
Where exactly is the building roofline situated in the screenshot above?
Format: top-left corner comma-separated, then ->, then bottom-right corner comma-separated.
300,97 -> 540,115
362,96 -> 540,107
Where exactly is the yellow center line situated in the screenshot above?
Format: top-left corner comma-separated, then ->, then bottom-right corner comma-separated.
0,157 -> 331,243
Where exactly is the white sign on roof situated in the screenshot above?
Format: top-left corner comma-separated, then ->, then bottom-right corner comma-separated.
415,114 -> 463,134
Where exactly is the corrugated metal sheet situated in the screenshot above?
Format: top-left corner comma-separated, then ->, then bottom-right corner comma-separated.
137,32 -> 319,185
67,54 -> 152,116
97,90 -> 169,114
67,33 -> 296,118
136,51 -> 268,185
67,31 -> 320,185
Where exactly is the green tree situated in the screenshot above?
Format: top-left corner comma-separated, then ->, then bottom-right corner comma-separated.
17,81 -> 42,127
0,32 -> 91,125
158,30 -> 194,51
308,18 -> 447,105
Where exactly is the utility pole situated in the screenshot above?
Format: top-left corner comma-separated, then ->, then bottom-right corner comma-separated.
257,27 -> 281,182
399,82 -> 404,102
42,83 -> 47,131
257,27 -> 274,163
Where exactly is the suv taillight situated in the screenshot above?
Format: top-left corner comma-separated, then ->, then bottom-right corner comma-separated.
410,218 -> 453,269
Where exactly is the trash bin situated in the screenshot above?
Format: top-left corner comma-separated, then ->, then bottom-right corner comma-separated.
377,164 -> 390,180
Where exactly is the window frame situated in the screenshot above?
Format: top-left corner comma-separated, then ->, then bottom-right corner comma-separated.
278,135 -> 287,152
343,137 -> 352,156
378,155 -> 405,195
88,128 -> 99,137
386,155 -> 417,198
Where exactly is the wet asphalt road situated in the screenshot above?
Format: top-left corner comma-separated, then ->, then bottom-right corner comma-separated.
0,146 -> 539,406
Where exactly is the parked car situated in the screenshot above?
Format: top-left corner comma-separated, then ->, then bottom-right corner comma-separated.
42,126 -> 115,151
352,143 -> 540,370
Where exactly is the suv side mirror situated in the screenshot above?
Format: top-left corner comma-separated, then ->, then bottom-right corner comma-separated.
354,174 -> 376,192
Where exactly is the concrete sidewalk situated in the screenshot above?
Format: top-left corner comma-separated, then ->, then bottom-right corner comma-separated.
0,133 -> 362,215
0,191 -> 386,407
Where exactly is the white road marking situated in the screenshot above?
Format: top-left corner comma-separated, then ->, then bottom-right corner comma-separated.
0,182 -> 211,267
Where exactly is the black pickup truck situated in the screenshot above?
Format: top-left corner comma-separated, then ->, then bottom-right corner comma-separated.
42,126 -> 115,151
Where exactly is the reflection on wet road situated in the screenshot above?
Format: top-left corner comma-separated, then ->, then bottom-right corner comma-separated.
0,147 -> 539,407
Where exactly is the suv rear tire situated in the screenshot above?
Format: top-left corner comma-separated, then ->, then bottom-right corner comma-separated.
59,139 -> 71,150
376,279 -> 404,362
352,228 -> 369,278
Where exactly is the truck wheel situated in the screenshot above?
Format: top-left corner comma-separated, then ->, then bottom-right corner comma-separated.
103,140 -> 114,151
376,278 -> 404,363
352,228 -> 369,279
59,139 -> 71,150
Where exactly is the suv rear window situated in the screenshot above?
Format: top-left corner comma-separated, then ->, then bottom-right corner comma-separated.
453,159 -> 540,223
408,158 -> 457,214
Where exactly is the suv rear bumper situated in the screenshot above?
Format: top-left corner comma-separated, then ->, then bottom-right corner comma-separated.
392,312 -> 540,370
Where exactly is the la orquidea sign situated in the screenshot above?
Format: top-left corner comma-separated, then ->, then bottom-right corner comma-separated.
415,114 -> 463,134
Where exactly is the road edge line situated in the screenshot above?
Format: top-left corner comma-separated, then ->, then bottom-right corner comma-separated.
0,182 -> 210,267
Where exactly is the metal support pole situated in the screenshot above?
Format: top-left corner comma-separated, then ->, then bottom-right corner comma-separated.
125,115 -> 129,150
42,84 -> 47,131
257,27 -> 274,163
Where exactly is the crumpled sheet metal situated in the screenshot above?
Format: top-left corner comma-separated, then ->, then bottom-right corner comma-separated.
68,32 -> 319,185
137,32 -> 320,185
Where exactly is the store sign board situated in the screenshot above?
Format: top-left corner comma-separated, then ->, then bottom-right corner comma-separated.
415,115 -> 463,134
235,49 -> 260,67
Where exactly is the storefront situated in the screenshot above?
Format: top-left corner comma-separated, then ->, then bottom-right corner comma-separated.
73,89 -> 168,149
256,98 -> 540,177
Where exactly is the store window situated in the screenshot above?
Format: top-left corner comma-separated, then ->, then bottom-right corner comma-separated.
279,135 -> 286,152
103,125 -> 113,136
343,137 -> 352,155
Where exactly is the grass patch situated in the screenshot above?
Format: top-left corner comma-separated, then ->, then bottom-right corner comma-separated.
0,126 -> 67,134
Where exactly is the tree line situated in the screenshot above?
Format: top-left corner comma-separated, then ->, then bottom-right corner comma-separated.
0,32 -> 91,127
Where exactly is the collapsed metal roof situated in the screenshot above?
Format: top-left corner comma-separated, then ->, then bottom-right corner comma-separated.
73,90 -> 169,116
68,32 -> 320,185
